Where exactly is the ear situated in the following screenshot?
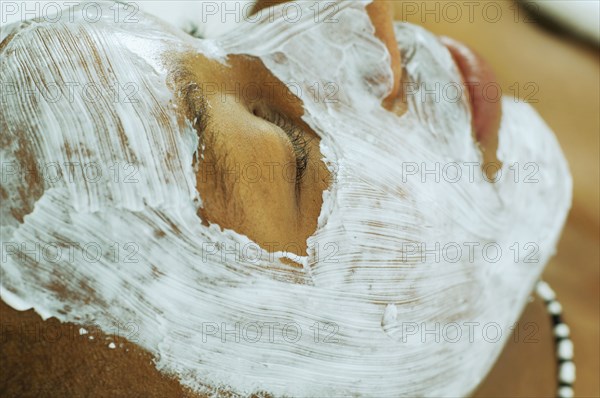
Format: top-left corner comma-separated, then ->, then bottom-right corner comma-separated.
251,1 -> 402,110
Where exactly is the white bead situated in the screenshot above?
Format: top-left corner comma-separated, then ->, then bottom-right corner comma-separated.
557,339 -> 574,360
558,386 -> 574,398
536,280 -> 556,301
554,323 -> 570,338
559,361 -> 576,384
548,300 -> 562,315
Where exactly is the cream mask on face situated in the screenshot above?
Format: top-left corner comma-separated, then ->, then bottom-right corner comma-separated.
0,1 -> 571,397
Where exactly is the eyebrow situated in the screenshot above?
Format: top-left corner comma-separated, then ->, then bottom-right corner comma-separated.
178,81 -> 237,212
180,81 -> 210,141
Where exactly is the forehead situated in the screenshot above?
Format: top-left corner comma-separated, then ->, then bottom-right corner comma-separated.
2,4 -> 190,66
0,6 -> 202,221
0,1 -> 203,134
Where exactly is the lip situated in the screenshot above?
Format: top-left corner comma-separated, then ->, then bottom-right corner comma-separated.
439,36 -> 502,145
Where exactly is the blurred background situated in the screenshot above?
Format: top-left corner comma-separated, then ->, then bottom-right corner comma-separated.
393,2 -> 598,396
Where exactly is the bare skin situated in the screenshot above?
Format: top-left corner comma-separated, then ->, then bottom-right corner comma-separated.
168,53 -> 330,256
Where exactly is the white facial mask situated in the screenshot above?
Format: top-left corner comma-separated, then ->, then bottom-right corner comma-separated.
0,1 -> 571,397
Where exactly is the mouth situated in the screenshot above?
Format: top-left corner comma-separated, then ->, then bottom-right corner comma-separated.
440,36 -> 502,148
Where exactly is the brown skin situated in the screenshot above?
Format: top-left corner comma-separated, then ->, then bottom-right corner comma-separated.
168,53 -> 330,256
0,293 -> 555,397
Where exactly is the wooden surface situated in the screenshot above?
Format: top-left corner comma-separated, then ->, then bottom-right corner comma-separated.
394,1 -> 599,396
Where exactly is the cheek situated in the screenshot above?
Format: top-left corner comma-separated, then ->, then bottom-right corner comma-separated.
195,126 -> 300,251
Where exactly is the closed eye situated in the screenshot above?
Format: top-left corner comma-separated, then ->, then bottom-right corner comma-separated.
255,110 -> 311,187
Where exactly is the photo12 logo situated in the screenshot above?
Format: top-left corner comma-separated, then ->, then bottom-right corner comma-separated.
1,1 -> 140,24
199,320 -> 339,344
198,1 -> 341,24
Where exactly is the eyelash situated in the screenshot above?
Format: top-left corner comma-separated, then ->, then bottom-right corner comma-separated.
262,111 -> 310,185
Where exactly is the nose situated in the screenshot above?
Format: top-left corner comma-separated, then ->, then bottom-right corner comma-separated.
439,36 -> 502,159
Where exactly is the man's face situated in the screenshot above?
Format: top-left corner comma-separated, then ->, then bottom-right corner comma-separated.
0,1 -> 571,397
